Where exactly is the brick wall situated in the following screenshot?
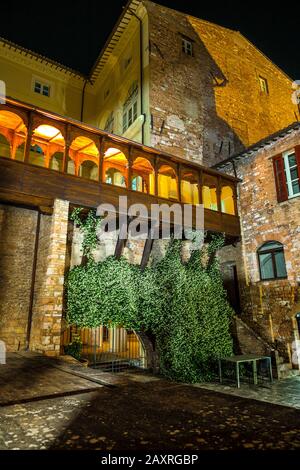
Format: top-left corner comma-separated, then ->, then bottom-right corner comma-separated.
30,199 -> 69,355
0,205 -> 38,351
218,128 -> 300,364
144,0 -> 297,166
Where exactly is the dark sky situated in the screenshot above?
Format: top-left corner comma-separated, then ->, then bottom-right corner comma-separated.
1,1 -> 299,79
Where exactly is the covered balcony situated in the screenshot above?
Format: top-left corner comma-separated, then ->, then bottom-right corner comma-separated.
0,98 -> 240,239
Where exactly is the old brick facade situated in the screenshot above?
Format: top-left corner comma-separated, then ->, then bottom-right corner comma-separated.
145,1 -> 297,166
217,124 -> 300,372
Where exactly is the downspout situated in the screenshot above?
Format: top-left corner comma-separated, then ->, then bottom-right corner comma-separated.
128,8 -> 146,144
80,78 -> 89,122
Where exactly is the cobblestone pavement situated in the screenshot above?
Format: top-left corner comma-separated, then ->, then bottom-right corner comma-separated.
195,376 -> 300,410
0,353 -> 300,451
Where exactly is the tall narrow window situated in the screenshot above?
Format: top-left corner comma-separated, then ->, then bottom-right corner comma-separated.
182,38 -> 193,56
258,242 -> 287,281
283,150 -> 300,198
273,147 -> 300,202
123,82 -> 138,133
259,76 -> 269,94
104,112 -> 114,134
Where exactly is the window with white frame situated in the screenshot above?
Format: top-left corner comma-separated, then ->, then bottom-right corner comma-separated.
104,112 -> 114,134
123,82 -> 138,133
283,150 -> 300,198
33,80 -> 51,97
182,38 -> 193,56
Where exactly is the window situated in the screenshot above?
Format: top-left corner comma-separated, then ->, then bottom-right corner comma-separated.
259,76 -> 269,94
123,82 -> 138,133
284,150 -> 300,198
34,80 -> 51,97
104,112 -> 114,134
182,38 -> 193,56
258,242 -> 287,281
273,147 -> 300,202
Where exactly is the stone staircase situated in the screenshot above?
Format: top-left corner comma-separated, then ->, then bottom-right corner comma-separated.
232,316 -> 300,380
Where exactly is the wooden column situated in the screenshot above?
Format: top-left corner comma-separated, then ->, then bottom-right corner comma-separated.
233,184 -> 239,216
24,111 -> 33,163
177,163 -> 182,202
128,146 -> 133,190
198,170 -> 203,205
63,124 -> 71,174
217,176 -> 222,212
154,158 -> 159,197
99,136 -> 105,183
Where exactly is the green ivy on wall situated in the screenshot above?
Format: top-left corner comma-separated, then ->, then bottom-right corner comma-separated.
66,209 -> 234,382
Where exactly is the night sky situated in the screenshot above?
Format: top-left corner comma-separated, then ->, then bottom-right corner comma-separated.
1,1 -> 299,79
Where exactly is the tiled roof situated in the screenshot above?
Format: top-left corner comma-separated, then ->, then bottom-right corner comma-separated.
213,121 -> 300,170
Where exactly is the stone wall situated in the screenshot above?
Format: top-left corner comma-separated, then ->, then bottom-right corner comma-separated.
145,0 -> 297,166
0,205 -> 38,351
218,128 -> 300,366
30,199 -> 69,355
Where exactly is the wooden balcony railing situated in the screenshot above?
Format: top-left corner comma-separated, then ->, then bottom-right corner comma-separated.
0,97 -> 240,238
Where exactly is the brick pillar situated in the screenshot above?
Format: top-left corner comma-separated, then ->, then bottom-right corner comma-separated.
30,199 -> 69,356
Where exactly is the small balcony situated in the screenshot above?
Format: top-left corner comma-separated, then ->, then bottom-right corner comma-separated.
0,98 -> 240,239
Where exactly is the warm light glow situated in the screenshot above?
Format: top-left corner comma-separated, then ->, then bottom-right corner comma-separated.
181,171 -> 199,204
158,165 -> 178,200
203,186 -> 218,211
132,157 -> 155,195
33,125 -> 64,144
104,147 -> 128,187
221,186 -> 235,215
70,136 -> 99,157
0,110 -> 27,135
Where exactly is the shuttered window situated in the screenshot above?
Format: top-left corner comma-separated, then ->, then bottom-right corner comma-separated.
273,146 -> 300,202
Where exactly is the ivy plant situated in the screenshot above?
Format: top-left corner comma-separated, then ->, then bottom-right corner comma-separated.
66,209 -> 234,382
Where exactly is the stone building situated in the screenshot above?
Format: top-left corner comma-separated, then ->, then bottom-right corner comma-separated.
215,123 -> 300,376
0,1 -> 299,374
0,1 -> 297,166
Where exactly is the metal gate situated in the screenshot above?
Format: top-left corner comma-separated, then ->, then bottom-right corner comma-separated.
62,325 -> 146,372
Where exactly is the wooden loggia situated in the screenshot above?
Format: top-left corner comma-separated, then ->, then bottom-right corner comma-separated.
0,97 -> 241,239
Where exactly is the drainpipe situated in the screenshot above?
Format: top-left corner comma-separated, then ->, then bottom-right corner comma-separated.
128,8 -> 146,144
80,78 -> 89,122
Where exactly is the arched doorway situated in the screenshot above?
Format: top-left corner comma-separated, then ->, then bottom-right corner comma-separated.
0,110 -> 27,160
62,325 -> 150,371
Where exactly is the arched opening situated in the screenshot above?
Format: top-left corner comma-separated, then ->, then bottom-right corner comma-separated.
0,110 -> 27,161
202,174 -> 218,211
49,152 -> 64,172
15,143 -> 25,162
104,147 -> 128,188
30,124 -> 65,168
69,136 -> 99,179
132,157 -> 155,195
79,160 -> 98,181
29,144 -> 45,167
158,164 -> 178,200
181,170 -> 199,204
257,241 -> 287,281
0,134 -> 10,159
221,186 -> 235,215
67,156 -> 76,176
62,325 -> 150,370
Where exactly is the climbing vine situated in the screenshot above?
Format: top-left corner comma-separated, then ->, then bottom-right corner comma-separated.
66,209 -> 234,382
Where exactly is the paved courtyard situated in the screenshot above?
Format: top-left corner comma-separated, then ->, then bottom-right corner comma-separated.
0,353 -> 300,451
